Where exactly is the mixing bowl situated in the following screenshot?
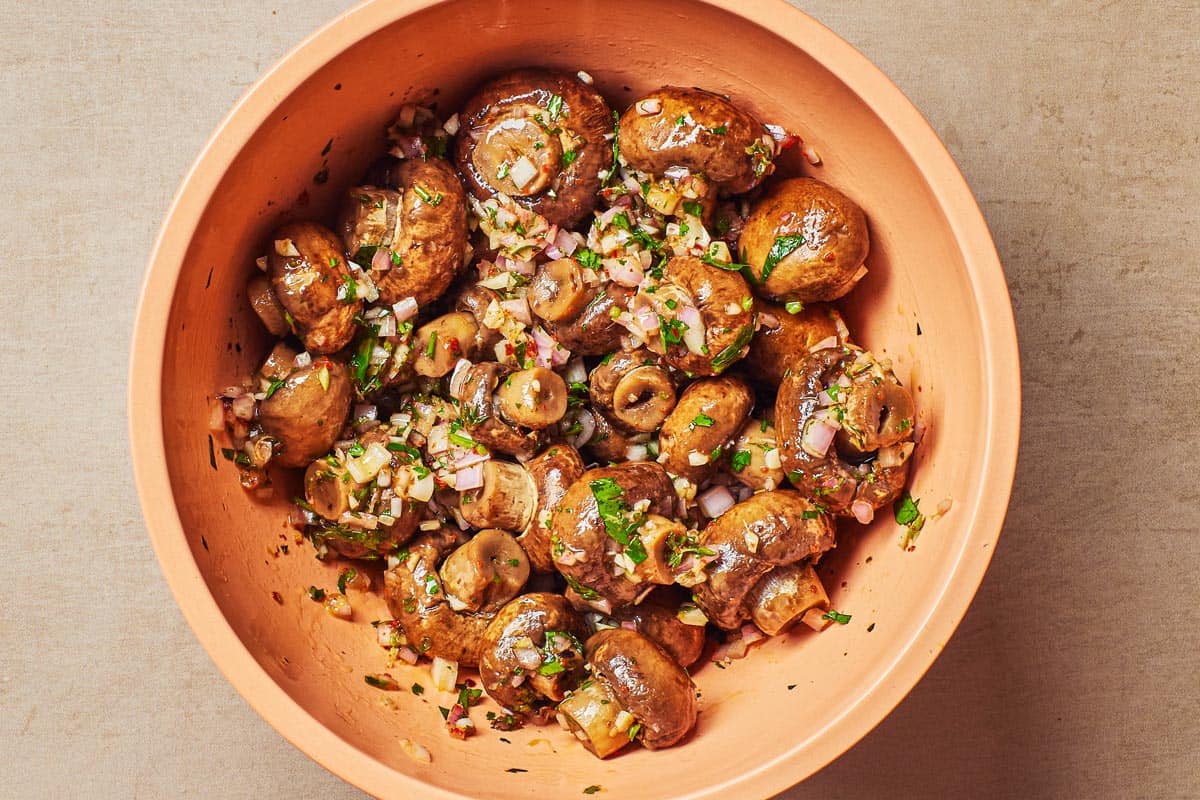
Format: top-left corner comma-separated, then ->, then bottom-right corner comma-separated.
129,0 -> 1020,796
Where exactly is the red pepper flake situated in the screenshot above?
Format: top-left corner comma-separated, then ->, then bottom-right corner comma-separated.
778,134 -> 800,150
823,251 -> 837,262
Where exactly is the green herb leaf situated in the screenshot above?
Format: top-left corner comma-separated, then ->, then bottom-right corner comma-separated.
895,492 -> 926,547
264,376 -> 287,399
785,300 -> 804,314
822,609 -> 852,625
692,413 -> 715,428
364,674 -> 399,690
762,234 -> 805,282
411,682 -> 425,695
307,586 -> 326,602
337,568 -> 357,594
561,149 -> 579,168
575,247 -> 602,270
412,184 -> 443,205
710,324 -> 755,372
583,786 -> 602,795
681,200 -> 704,217
731,450 -> 751,473
547,93 -> 564,121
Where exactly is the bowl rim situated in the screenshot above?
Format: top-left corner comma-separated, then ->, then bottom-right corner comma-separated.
128,0 -> 1021,796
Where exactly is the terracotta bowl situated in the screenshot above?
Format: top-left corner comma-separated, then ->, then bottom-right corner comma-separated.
129,0 -> 1019,797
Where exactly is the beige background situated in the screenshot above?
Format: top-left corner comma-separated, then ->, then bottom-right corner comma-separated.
1,1 -> 1196,797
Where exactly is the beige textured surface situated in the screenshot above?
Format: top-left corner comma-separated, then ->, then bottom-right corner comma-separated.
0,1 -> 1195,798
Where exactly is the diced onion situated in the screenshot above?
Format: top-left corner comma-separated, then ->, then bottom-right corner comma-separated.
500,297 -> 532,326
431,657 -> 458,692
764,448 -> 782,470
697,486 -> 736,518
800,419 -> 837,458
392,296 -> 419,322
399,739 -> 432,764
809,336 -> 839,352
346,442 -> 392,483
408,468 -> 435,503
293,351 -> 313,368
677,305 -> 706,355
687,451 -> 710,467
508,156 -> 538,190
636,98 -> 662,115
676,603 -> 709,626
625,443 -> 649,462
455,463 -> 485,492
443,113 -> 460,135
576,70 -> 594,85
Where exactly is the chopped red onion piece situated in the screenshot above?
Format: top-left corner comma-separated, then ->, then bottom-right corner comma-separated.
554,228 -> 578,256
391,296 -> 419,322
293,351 -> 313,368
395,645 -> 419,665
500,298 -> 532,326
566,409 -> 596,449
605,258 -> 644,287
851,500 -> 875,524
801,419 -> 837,457
809,335 -> 839,352
231,394 -> 256,421
697,486 -> 736,518
455,463 -> 485,492
620,620 -> 638,631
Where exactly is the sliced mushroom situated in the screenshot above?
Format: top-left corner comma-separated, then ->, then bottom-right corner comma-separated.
588,349 -> 676,434
439,529 -> 530,612
455,69 -> 614,228
480,593 -> 587,715
658,376 -> 754,484
268,221 -> 361,354
740,177 -> 870,303
557,629 -> 697,758
691,490 -> 835,630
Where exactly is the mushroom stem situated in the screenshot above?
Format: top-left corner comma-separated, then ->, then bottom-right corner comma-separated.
495,367 -> 568,429
438,529 -> 530,612
633,514 -> 686,586
612,366 -> 676,432
556,679 -> 631,759
748,563 -> 829,636
459,461 -> 537,531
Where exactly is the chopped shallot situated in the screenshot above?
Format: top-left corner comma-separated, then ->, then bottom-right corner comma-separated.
698,486 -> 735,518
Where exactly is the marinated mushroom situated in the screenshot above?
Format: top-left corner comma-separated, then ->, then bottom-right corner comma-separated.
557,629 -> 698,757
746,301 -> 849,387
528,258 -> 591,322
258,353 -> 352,468
618,86 -> 773,194
383,527 -> 495,666
775,346 -> 916,520
413,311 -> 480,377
494,366 -> 568,429
455,362 -> 547,459
649,255 -> 756,376
691,490 -> 835,630
246,274 -> 290,337
740,177 -> 870,303
658,376 -> 754,484
479,593 -> 587,715
550,462 -> 678,610
365,157 -> 469,306
727,418 -> 785,491
517,445 -> 586,573
455,69 -> 614,228
458,460 -> 537,532
268,221 -> 362,354
746,563 -> 830,636
588,349 -> 676,434
601,591 -> 706,667
545,282 -> 633,356
439,529 -> 530,612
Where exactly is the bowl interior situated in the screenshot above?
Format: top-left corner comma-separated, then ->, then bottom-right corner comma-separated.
147,0 -> 1012,797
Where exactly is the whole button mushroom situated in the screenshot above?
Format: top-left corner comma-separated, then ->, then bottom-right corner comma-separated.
458,460 -> 537,533
517,445 -> 586,573
527,258 -> 592,323
650,255 -> 757,377
556,629 -> 698,758
455,69 -> 614,228
359,158 -> 469,307
746,301 -> 849,388
438,529 -> 530,613
740,177 -> 870,303
479,593 -> 587,716
545,282 -> 633,357
494,366 -> 569,430
455,362 -> 548,459
258,352 -> 352,469
601,591 -> 706,668
588,349 -> 676,434
267,221 -> 362,354
775,346 -> 916,521
412,312 -> 481,377
618,86 -> 774,194
658,375 -> 754,485
690,490 -> 836,630
383,528 -> 496,667
550,463 -> 678,611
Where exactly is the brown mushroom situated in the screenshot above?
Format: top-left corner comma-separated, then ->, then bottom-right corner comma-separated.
618,86 -> 772,194
258,354 -> 352,468
528,258 -> 591,323
412,312 -> 480,377
775,346 -> 916,518
747,563 -> 830,636
439,529 -> 530,613
454,283 -> 504,351
648,255 -> 756,376
479,593 -> 587,715
728,418 -> 785,491
740,177 -> 869,303
494,367 -> 568,429
605,591 -> 706,667
455,69 -> 614,228
545,282 -> 633,357
658,376 -> 754,484
556,629 -> 697,758
455,362 -> 547,459
367,157 -> 469,306
550,463 -> 678,610
690,490 -> 835,630
518,445 -> 586,573
580,409 -> 633,464
588,349 -> 676,434
383,528 -> 495,666
336,186 -> 403,258
459,460 -> 537,532
746,301 -> 848,388
267,221 -> 361,354
246,275 -> 289,337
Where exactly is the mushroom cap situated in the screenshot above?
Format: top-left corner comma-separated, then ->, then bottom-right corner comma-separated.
586,628 -> 698,750
479,593 -> 586,714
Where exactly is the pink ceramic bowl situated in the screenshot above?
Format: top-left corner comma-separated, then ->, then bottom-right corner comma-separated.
129,1 -> 1020,797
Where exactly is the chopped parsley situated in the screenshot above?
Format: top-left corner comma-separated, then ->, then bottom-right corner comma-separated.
337,568 -> 357,594
822,609 -> 852,625
426,330 -> 437,358
588,478 -> 647,565
307,586 -> 326,602
411,682 -> 425,695
496,162 -> 510,180
691,413 -> 715,428
412,184 -> 443,205
547,93 -> 564,121
681,200 -> 704,217
659,316 -> 687,349
575,247 -> 602,270
761,234 -> 805,283
583,787 -> 602,796
895,492 -> 926,547
264,376 -> 287,399
731,449 -> 751,473
561,149 -> 579,168
666,529 -> 714,569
